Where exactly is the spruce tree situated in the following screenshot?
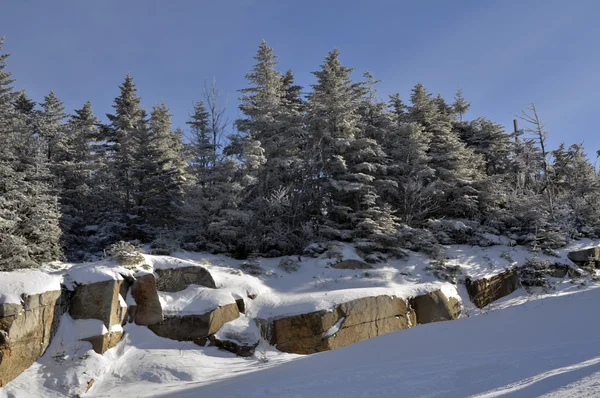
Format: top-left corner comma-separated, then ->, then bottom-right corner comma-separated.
306,49 -> 379,240
408,83 -> 483,218
0,38 -> 61,269
55,101 -> 99,258
105,74 -> 145,240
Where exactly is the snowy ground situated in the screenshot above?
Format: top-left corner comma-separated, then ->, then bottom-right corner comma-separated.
2,238 -> 600,397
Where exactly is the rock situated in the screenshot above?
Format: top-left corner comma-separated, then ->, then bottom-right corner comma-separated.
465,269 -> 520,309
148,303 -> 239,345
518,260 -> 572,292
0,302 -> 22,318
410,289 -> 461,324
330,260 -> 373,270
0,289 -> 64,387
545,263 -> 569,278
567,247 -> 600,268
154,266 -> 216,292
209,335 -> 258,357
69,279 -> 124,329
82,330 -> 124,355
265,295 -> 414,355
130,273 -> 163,326
235,298 -> 246,314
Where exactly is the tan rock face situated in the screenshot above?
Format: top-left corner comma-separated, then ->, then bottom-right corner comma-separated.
267,295 -> 414,355
330,260 -> 373,270
567,247 -> 600,268
148,303 -> 239,345
465,269 -> 520,309
410,289 -> 461,324
82,331 -> 123,355
130,273 -> 163,326
154,266 -> 217,292
69,279 -> 124,329
0,290 -> 64,387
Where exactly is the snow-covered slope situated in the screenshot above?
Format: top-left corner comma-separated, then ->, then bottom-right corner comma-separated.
2,239 -> 600,397
91,285 -> 600,398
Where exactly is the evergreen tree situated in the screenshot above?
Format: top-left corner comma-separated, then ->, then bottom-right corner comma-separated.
385,94 -> 435,224
132,101 -> 187,238
452,88 -> 471,121
38,91 -> 66,162
55,101 -> 99,258
408,83 -> 483,218
305,49 -> 395,241
0,38 -> 61,269
105,74 -> 145,236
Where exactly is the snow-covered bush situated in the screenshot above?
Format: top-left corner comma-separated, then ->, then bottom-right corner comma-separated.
106,241 -> 145,267
278,257 -> 301,273
424,250 -> 462,284
240,253 -> 263,275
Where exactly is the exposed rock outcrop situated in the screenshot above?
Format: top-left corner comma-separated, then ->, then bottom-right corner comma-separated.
130,273 -> 163,326
69,279 -> 126,354
465,269 -> 520,309
154,266 -> 217,292
263,295 -> 415,355
148,303 -> 239,345
330,260 -> 373,270
567,246 -> 600,269
0,290 -> 64,387
69,279 -> 125,328
410,289 -> 461,324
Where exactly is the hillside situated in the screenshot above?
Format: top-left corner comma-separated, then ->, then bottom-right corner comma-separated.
1,239 -> 599,397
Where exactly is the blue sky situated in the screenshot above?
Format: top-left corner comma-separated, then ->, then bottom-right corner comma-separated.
2,0 -> 599,156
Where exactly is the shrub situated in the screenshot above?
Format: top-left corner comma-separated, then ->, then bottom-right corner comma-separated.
106,241 -> 145,267
278,257 -> 301,273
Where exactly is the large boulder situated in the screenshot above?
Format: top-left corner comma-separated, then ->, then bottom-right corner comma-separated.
330,260 -> 373,270
69,279 -> 125,328
264,295 -> 414,355
465,269 -> 520,309
148,303 -> 239,345
69,279 -> 127,356
130,273 -> 163,326
567,246 -> 600,268
154,266 -> 217,292
0,290 -> 64,387
410,289 -> 461,324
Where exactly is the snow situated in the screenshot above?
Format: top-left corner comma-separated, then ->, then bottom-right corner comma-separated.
323,316 -> 345,338
0,269 -> 62,304
72,319 -> 108,339
158,285 -> 236,316
214,315 -> 260,346
64,261 -> 125,287
96,284 -> 600,397
3,240 -> 600,397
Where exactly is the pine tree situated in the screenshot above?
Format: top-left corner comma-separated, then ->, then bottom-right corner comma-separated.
408,83 -> 483,218
452,89 -> 471,121
0,38 -> 61,269
55,101 -> 99,258
306,49 -> 385,240
385,93 -> 435,224
38,91 -> 66,162
187,99 -> 214,184
105,74 -> 145,234
132,101 -> 188,238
